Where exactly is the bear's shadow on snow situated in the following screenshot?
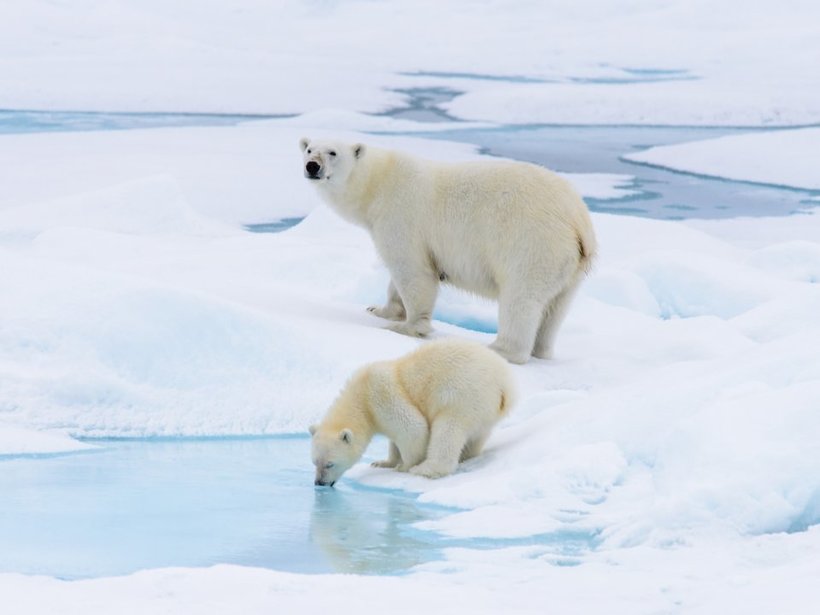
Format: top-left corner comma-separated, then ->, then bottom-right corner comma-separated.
309,487 -> 440,574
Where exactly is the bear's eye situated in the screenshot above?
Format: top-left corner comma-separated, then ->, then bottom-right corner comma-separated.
307,149 -> 312,154
329,151 -> 336,157
325,462 -> 335,469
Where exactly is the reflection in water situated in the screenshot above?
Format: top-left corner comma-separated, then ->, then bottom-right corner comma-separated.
310,487 -> 442,575
309,485 -> 598,574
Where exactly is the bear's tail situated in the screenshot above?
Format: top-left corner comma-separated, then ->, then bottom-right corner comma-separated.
576,213 -> 598,275
498,381 -> 517,417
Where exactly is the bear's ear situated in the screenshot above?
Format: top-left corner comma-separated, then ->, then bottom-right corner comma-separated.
339,428 -> 353,444
299,137 -> 311,152
353,143 -> 366,159
308,424 -> 317,436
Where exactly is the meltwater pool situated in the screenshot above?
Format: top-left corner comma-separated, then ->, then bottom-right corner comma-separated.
0,437 -> 449,579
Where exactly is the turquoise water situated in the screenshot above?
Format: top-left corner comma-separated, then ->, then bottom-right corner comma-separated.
0,437 -> 449,579
244,218 -> 305,233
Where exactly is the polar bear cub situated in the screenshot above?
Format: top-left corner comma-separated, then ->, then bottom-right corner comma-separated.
309,338 -> 515,485
300,137 -> 597,364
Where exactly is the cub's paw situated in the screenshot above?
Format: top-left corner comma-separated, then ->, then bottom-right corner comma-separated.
371,460 -> 399,469
387,321 -> 432,338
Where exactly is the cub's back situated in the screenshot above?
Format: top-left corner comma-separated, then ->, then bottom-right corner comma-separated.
395,339 -> 515,419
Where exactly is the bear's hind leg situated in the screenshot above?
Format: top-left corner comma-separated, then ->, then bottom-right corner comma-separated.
490,292 -> 544,364
367,280 -> 406,321
409,416 -> 468,479
459,431 -> 490,463
372,441 -> 402,468
532,277 -> 581,359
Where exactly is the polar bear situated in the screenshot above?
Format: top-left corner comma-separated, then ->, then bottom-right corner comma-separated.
309,338 -> 515,485
300,137 -> 597,364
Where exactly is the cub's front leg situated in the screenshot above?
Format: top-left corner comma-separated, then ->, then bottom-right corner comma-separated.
371,441 -> 401,468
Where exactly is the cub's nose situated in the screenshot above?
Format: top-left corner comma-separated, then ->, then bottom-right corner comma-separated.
306,161 -> 320,177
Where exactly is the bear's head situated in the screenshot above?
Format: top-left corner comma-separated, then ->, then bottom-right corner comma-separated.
299,138 -> 365,186
309,423 -> 362,487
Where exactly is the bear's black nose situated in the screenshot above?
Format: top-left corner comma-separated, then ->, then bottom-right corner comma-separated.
306,161 -> 320,176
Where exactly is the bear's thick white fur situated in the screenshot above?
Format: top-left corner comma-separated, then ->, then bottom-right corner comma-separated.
300,137 -> 597,364
309,338 -> 515,484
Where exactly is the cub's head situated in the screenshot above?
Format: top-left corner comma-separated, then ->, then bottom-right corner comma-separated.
299,138 -> 366,187
309,423 -> 360,487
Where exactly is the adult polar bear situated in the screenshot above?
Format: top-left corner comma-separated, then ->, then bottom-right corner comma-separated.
300,138 -> 597,364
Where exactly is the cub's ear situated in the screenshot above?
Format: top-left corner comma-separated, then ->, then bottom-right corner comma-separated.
339,428 -> 353,443
353,143 -> 366,159
308,424 -> 317,436
299,137 -> 311,152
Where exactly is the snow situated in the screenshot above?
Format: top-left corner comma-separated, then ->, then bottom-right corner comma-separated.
624,128 -> 820,190
1,1 -> 819,126
0,424 -> 93,457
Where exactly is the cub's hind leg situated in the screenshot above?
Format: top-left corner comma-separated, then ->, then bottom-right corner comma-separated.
409,415 -> 469,478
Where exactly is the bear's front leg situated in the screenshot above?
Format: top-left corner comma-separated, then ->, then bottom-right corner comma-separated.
367,280 -> 406,321
385,267 -> 439,338
371,441 -> 402,468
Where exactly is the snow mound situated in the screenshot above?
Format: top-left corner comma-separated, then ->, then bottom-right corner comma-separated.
0,175 -> 221,238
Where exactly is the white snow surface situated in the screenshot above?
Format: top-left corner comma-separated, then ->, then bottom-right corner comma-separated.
624,127 -> 820,190
0,423 -> 95,456
2,119 -> 820,611
2,1 -> 820,126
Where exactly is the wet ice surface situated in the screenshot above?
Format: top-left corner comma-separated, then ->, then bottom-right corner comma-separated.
3,101 -> 815,223
399,123 -> 817,219
243,217 -> 305,234
0,437 -> 455,578
0,109 -> 287,135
